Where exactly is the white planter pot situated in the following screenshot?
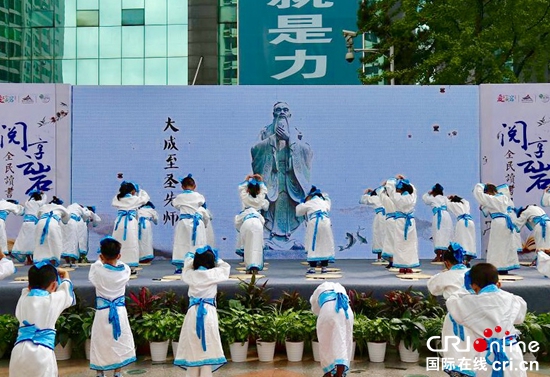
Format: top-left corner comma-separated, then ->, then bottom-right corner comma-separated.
285,340 -> 304,362
398,341 -> 419,363
54,339 -> 72,361
256,340 -> 276,362
524,352 -> 537,362
229,341 -> 249,362
150,340 -> 170,363
367,342 -> 386,362
171,340 -> 179,358
84,338 -> 91,360
312,340 -> 320,362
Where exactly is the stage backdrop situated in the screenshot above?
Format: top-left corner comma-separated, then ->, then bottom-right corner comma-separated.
72,85 -> 480,260
0,83 -> 72,239
480,84 -> 550,256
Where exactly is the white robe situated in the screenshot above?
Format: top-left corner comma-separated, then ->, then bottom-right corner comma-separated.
174,257 -> 230,371
0,257 -> 15,280
171,191 -> 209,267
422,193 -> 453,250
34,204 -> 70,266
204,208 -> 216,247
296,195 -> 334,263
541,190 -> 550,207
111,190 -> 150,267
536,251 -> 550,277
473,184 -> 519,271
360,190 -> 386,255
379,187 -> 398,259
384,179 -> 419,268
446,286 -> 527,377
80,212 -> 101,257
89,260 -> 136,371
447,199 -> 477,257
515,205 -> 550,251
62,203 -> 92,260
137,206 -> 158,261
310,282 -> 354,376
9,280 -> 75,377
427,265 -> 475,375
12,194 -> 47,257
0,199 -> 24,252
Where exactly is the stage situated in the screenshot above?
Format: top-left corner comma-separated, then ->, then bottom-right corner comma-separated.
1,259 -> 549,315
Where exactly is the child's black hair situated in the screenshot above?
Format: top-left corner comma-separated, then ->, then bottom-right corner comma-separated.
247,181 -> 261,198
449,195 -> 463,203
50,196 -> 63,205
400,182 -> 414,195
469,263 -> 499,289
6,199 -> 19,205
432,183 -> 444,196
100,237 -> 121,259
28,264 -> 58,290
30,192 -> 43,201
308,186 -> 324,199
516,205 -> 532,218
142,201 -> 155,209
369,189 -> 378,197
484,184 -> 498,195
117,182 -> 136,200
193,250 -> 216,270
181,176 -> 195,188
443,246 -> 459,265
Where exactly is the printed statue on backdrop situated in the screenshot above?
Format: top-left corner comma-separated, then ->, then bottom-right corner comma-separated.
251,102 -> 313,252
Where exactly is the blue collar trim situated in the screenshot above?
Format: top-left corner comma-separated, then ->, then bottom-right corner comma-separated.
450,264 -> 467,270
103,263 -> 125,271
28,289 -> 50,297
479,284 -> 499,294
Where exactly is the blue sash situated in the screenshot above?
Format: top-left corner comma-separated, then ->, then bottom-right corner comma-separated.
490,212 -> 516,233
484,335 -> 518,377
533,214 -> 550,240
189,297 -> 216,352
243,213 -> 260,222
15,321 -> 56,350
39,212 -> 61,245
387,211 -> 415,240
318,291 -> 350,319
138,217 -> 153,240
432,205 -> 447,230
70,213 -> 81,222
96,296 -> 126,341
0,210 -> 8,221
23,214 -> 38,223
449,315 -> 465,341
374,207 -> 385,216
457,214 -> 473,227
308,210 -> 329,251
114,210 -> 137,241
179,213 -> 203,246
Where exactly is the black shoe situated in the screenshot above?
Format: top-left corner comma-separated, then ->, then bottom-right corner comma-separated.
498,270 -> 509,275
385,263 -> 393,269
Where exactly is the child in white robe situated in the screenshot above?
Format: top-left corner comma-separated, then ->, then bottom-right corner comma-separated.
0,249 -> 16,280
89,236 -> 136,377
446,263 -> 527,377
235,174 -> 268,274
447,195 -> 477,264
174,246 -> 230,376
80,206 -> 101,259
203,205 -> 216,247
112,181 -> 150,271
172,174 -> 209,274
473,183 -> 519,274
296,186 -> 335,274
310,282 -> 354,377
379,182 -> 398,266
384,176 -> 419,272
9,263 -> 74,377
360,186 -> 386,260
12,190 -> 47,264
62,203 -> 92,265
423,183 -> 453,262
0,198 -> 24,253
34,196 -> 70,266
137,201 -> 158,263
427,243 -> 474,377
515,204 -> 550,274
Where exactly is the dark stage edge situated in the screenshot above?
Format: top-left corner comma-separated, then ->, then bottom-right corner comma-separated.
1,259 -> 549,314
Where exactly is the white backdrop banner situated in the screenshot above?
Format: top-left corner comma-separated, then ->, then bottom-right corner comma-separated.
0,84 -> 72,239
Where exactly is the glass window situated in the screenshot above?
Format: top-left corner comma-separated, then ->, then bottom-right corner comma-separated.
167,0 -> 187,24
122,0 -> 144,8
121,58 -> 143,84
76,27 -> 98,58
7,41 -> 22,59
121,26 -> 143,57
100,58 -> 121,84
76,59 -> 98,84
77,0 -> 98,10
167,57 -> 187,85
145,0 -> 166,25
57,27 -> 76,59
61,59 -> 76,84
122,9 -> 144,26
32,59 -> 53,83
31,27 -> 54,59
167,25 -> 187,57
99,26 -> 121,58
145,25 -> 166,57
64,0 -> 76,27
99,0 -> 121,26
76,10 -> 99,27
145,57 -> 166,84
30,10 -> 54,27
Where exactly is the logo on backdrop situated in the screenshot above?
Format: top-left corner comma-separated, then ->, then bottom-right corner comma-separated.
497,94 -> 518,103
20,95 -> 35,104
0,95 -> 16,104
539,93 -> 550,103
521,94 -> 534,103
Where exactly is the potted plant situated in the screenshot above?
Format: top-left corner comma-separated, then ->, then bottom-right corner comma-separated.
54,312 -> 81,360
302,310 -> 320,362
167,311 -> 185,358
219,301 -> 254,362
252,309 -> 279,362
423,314 -> 445,356
390,311 -> 426,363
363,317 -> 392,362
0,314 -> 19,359
517,312 -> 547,361
278,309 -> 310,362
136,309 -> 172,363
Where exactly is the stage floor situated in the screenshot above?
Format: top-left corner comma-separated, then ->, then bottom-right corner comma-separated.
1,259 -> 549,314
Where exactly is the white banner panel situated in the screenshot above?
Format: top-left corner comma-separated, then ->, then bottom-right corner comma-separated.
0,84 -> 72,240
480,84 -> 550,256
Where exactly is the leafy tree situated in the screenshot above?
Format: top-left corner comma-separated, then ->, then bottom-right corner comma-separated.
357,0 -> 550,84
